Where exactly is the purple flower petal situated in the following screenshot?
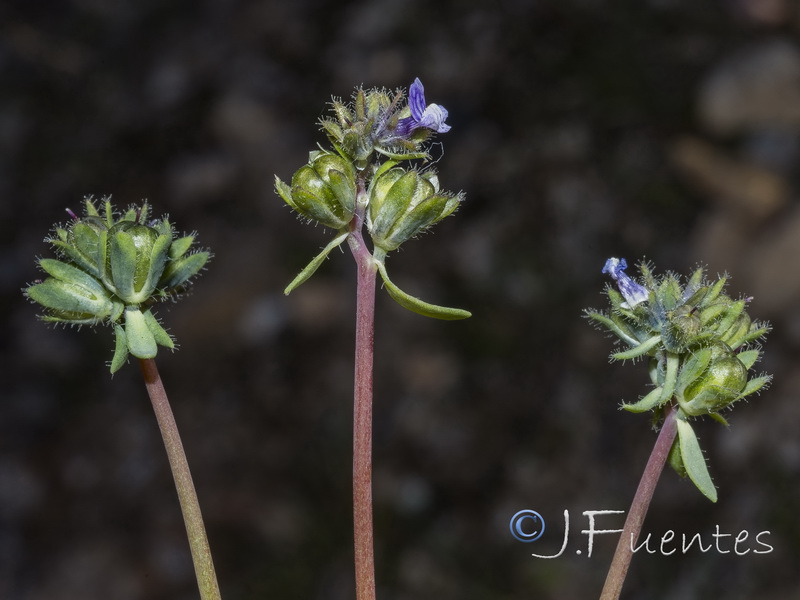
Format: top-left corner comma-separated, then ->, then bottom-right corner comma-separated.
394,78 -> 451,137
603,257 -> 649,308
409,78 -> 428,120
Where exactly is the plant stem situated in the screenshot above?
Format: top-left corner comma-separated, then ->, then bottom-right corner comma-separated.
139,358 -> 222,600
600,406 -> 679,600
348,179 -> 378,600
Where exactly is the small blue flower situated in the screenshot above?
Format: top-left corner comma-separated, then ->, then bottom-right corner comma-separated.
395,78 -> 451,137
602,257 -> 649,308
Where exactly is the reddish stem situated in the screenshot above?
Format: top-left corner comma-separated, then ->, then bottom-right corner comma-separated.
599,406 -> 679,600
139,358 -> 222,600
348,180 -> 378,600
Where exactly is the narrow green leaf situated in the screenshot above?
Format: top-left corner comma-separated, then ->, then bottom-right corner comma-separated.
677,419 -> 718,502
284,231 -> 349,295
376,262 -> 471,320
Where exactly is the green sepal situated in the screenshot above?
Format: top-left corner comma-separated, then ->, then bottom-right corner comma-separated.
714,299 -> 745,337
144,234 -> 172,296
124,308 -> 158,359
700,276 -> 727,308
735,375 -> 771,401
676,418 -> 718,502
275,176 -> 297,210
169,235 -> 195,260
159,251 -> 210,290
655,353 -> 680,406
110,324 -> 129,373
26,277 -> 113,320
376,261 -> 471,320
709,412 -> 730,426
284,231 -> 349,295
109,230 -> 139,300
736,349 -> 760,370
143,309 -> 175,349
621,386 -> 664,413
373,147 -> 430,162
611,334 -> 662,361
382,194 -> 459,250
584,311 -> 640,347
676,347 -> 712,394
369,169 -> 417,239
38,258 -> 107,297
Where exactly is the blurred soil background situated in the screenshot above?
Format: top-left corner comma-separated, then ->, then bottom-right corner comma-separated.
3,1 -> 800,599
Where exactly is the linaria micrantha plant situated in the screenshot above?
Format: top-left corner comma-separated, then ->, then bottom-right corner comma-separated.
24,198 -> 221,600
275,78 -> 470,600
586,257 -> 771,600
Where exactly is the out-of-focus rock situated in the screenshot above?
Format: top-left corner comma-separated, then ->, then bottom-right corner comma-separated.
669,136 -> 788,219
698,39 -> 800,134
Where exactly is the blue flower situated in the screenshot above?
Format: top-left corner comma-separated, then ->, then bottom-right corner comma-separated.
395,78 -> 451,137
602,257 -> 649,308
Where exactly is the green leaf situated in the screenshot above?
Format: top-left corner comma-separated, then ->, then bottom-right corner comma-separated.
376,261 -> 470,320
284,231 -> 349,295
676,419 -> 718,502
611,334 -> 662,360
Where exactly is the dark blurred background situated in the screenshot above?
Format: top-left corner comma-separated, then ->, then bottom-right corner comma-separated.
3,1 -> 800,598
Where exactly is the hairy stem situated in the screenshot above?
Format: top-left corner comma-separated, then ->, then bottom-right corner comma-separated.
348,178 -> 378,600
139,358 -> 222,600
600,406 -> 678,600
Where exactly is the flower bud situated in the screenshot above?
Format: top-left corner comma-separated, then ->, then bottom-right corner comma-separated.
106,221 -> 172,304
682,344 -> 748,414
367,168 -> 460,252
275,153 -> 356,229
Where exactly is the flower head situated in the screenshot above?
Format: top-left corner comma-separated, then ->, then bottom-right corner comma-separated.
25,197 -> 210,372
602,257 -> 649,308
395,78 -> 451,137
